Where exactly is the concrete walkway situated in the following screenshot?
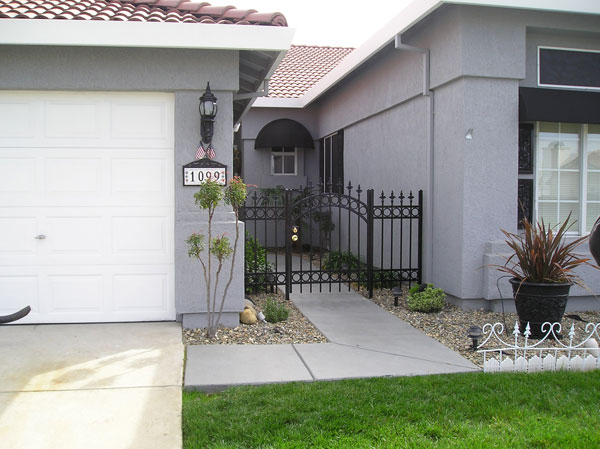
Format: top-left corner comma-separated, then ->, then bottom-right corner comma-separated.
185,291 -> 479,392
0,322 -> 183,449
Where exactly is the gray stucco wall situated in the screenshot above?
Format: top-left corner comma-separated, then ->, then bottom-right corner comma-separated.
245,4 -> 600,306
0,45 -> 245,325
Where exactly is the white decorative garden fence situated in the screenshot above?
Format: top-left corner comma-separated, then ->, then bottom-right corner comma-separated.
478,321 -> 600,373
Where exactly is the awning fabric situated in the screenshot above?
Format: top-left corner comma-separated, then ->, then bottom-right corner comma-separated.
254,119 -> 315,149
519,87 -> 600,124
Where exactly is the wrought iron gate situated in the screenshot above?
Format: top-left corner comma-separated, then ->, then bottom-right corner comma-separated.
240,180 -> 422,300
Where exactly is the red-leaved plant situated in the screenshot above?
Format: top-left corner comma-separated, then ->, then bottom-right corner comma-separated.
495,213 -> 598,287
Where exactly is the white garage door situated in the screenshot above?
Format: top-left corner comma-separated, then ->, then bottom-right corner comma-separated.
0,91 -> 175,323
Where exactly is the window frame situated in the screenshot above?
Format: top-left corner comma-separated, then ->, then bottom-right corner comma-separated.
537,46 -> 600,92
270,146 -> 297,176
532,121 -> 598,235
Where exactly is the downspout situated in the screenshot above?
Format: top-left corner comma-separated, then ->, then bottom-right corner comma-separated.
395,34 -> 434,283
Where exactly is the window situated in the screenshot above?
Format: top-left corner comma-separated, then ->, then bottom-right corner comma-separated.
271,146 -> 296,175
320,130 -> 344,193
534,122 -> 600,234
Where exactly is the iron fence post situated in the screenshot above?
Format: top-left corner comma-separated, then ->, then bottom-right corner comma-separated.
417,189 -> 423,284
367,189 -> 374,298
284,189 -> 292,300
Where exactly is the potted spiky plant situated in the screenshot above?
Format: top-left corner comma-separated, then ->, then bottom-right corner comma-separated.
494,213 -> 598,338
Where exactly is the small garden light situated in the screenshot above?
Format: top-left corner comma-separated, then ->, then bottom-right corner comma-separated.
467,325 -> 483,351
392,286 -> 402,307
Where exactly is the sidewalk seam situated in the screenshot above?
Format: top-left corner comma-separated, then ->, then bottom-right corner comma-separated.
291,344 -> 316,381
332,341 -> 479,371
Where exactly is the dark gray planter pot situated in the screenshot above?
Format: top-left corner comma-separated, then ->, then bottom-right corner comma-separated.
509,278 -> 572,339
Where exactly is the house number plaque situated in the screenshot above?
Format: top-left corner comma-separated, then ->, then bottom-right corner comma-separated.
183,159 -> 227,186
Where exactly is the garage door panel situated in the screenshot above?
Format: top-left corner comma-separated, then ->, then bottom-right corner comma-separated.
113,274 -> 168,312
45,157 -> 103,194
0,275 -> 40,318
111,157 -> 166,194
0,101 -> 36,138
44,102 -> 103,139
112,216 -> 168,255
0,216 -> 37,255
0,157 -> 35,193
48,275 -> 105,314
111,102 -> 167,139
45,216 -> 104,255
0,91 -> 175,324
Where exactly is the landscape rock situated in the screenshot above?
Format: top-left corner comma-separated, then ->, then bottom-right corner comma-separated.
240,307 -> 258,325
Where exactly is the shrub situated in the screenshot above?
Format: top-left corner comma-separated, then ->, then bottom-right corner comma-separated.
245,234 -> 274,293
322,251 -> 364,271
406,283 -> 446,313
263,298 -> 289,323
245,234 -> 271,272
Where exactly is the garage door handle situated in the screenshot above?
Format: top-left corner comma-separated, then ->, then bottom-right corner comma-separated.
35,234 -> 46,240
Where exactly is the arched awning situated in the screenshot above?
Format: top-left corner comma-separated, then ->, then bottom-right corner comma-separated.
254,119 -> 315,149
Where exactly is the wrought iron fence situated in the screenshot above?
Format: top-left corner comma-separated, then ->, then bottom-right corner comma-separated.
240,180 -> 423,299
478,321 -> 600,373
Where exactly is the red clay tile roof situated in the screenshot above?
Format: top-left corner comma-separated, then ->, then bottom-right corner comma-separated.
268,45 -> 354,99
0,0 -> 287,26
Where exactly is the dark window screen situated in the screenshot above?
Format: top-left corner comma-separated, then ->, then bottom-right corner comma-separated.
539,48 -> 600,88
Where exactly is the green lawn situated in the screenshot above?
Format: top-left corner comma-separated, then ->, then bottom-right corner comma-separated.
183,371 -> 600,449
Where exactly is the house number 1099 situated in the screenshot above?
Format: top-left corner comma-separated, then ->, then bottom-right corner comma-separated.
184,167 -> 226,186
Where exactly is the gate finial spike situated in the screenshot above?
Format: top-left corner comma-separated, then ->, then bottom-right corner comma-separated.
356,184 -> 362,195
524,323 -> 531,339
513,321 -> 520,337
390,191 -> 396,201
380,191 -> 386,201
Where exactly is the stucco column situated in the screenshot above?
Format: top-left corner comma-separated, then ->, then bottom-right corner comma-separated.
433,77 -> 519,300
174,90 -> 244,328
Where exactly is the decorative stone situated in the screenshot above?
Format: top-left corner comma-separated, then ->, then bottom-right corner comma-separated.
240,308 -> 257,325
244,299 -> 255,309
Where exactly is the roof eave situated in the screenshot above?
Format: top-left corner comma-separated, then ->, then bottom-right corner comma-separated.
252,97 -> 306,108
293,0 -> 600,107
0,19 -> 295,51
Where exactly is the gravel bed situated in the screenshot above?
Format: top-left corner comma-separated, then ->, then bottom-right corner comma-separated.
369,287 -> 600,368
183,291 -> 328,345
183,284 -> 600,370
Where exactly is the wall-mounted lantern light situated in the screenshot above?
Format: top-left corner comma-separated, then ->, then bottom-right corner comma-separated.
199,82 -> 218,145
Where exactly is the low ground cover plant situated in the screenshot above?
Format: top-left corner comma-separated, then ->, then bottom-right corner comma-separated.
183,371 -> 600,449
406,283 -> 446,312
263,298 -> 289,323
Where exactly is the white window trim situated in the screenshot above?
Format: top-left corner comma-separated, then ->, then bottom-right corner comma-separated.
537,46 -> 600,92
270,147 -> 297,176
533,121 -> 597,235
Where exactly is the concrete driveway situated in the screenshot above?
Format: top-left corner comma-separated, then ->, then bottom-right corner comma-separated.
0,322 -> 183,449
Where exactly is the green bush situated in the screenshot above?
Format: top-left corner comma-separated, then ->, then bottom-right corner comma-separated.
245,234 -> 273,293
322,251 -> 364,271
263,298 -> 289,323
322,251 -> 368,287
406,283 -> 446,313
